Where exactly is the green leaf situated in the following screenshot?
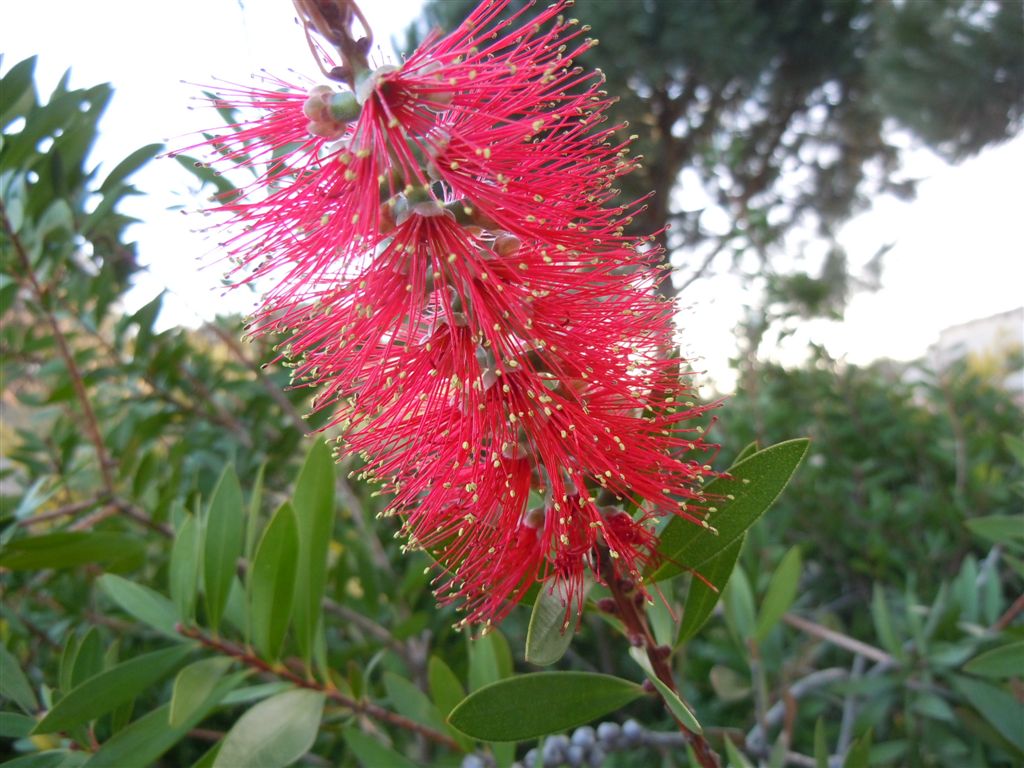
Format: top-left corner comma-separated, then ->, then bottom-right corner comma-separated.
249,503 -> 299,661
169,657 -> 235,728
525,586 -> 579,666
0,711 -> 36,738
58,633 -> 81,698
82,672 -> 245,768
428,656 -> 465,717
0,57 -> 36,127
290,440 -> 335,670
678,534 -> 745,643
912,693 -> 955,723
213,688 -> 325,768
733,441 -> 760,465
724,737 -> 755,768
203,465 -> 244,633
383,672 -> 446,731
813,718 -> 829,768
99,143 -> 162,193
70,628 -> 104,690
723,565 -> 756,642
870,585 -> 903,660
1,643 -> 39,714
97,574 -> 180,638
448,672 -> 644,742
34,645 -> 192,734
191,741 -> 224,768
221,682 -> 293,707
629,648 -> 703,734
2,752 -> 76,768
649,439 -> 809,582
842,728 -> 873,768
169,513 -> 200,623
965,515 -> 1024,545
755,546 -> 802,641
343,727 -> 418,768
244,463 -> 267,567
964,641 -> 1024,679
468,629 -> 513,692
424,655 -> 477,749
0,532 -> 144,571
953,675 -> 1024,751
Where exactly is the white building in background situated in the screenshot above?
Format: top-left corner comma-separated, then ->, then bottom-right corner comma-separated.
928,306 -> 1024,395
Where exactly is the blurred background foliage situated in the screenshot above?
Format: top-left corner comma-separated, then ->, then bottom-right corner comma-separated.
2,0 -> 1023,765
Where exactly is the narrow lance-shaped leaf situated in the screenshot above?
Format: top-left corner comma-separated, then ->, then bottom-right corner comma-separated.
98,143 -> 162,193
723,565 -> 757,642
953,675 -> 1024,752
203,465 -> 244,633
82,672 -> 246,768
343,728 -> 418,768
428,656 -> 465,717
244,463 -> 267,567
677,534 -> 745,644
169,513 -> 200,623
526,584 -> 582,667
290,440 -> 335,669
448,672 -> 644,742
649,439 -> 809,582
97,574 -> 180,638
963,641 -> 1024,679
755,546 -> 802,641
383,671 -> 447,732
69,628 -> 104,690
629,648 -> 703,734
468,628 -> 513,692
213,688 -> 325,768
0,531 -> 145,572
249,502 -> 299,661
0,643 -> 38,714
34,645 -> 193,734
169,656 -> 235,728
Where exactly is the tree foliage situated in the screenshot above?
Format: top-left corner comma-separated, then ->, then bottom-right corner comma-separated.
2,25 -> 1023,768
414,0 -> 1023,309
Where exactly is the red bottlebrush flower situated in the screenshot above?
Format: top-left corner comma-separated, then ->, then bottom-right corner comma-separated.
189,0 -> 720,630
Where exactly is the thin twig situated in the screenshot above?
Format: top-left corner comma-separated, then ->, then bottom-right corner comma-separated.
17,497 -> 100,527
994,592 -> 1024,632
746,668 -> 848,752
601,551 -> 721,768
177,624 -> 461,751
1,199 -> 116,495
783,613 -> 894,666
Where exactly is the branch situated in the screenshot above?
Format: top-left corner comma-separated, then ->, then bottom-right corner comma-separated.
177,624 -> 461,752
994,592 -> 1024,632
600,552 -> 721,768
782,613 -> 895,666
1,198 -> 116,496
745,668 -> 848,754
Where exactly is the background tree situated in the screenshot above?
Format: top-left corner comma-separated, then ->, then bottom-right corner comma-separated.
412,0 -> 1023,317
3,2 -> 1023,763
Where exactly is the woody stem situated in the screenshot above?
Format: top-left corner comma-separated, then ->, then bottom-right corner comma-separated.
601,553 -> 721,768
177,624 -> 462,751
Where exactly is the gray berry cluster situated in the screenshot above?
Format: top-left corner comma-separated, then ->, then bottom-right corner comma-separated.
460,718 -> 652,768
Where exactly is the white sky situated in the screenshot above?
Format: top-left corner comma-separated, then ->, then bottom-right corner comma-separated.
4,1 -> 1022,391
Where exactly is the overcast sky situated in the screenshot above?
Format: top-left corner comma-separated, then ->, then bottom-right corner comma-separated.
4,1 -> 1022,391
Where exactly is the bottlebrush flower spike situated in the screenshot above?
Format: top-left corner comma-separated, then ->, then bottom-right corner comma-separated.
187,0 -> 720,630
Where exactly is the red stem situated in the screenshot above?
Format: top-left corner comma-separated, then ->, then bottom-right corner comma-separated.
177,624 -> 461,751
602,553 -> 721,768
